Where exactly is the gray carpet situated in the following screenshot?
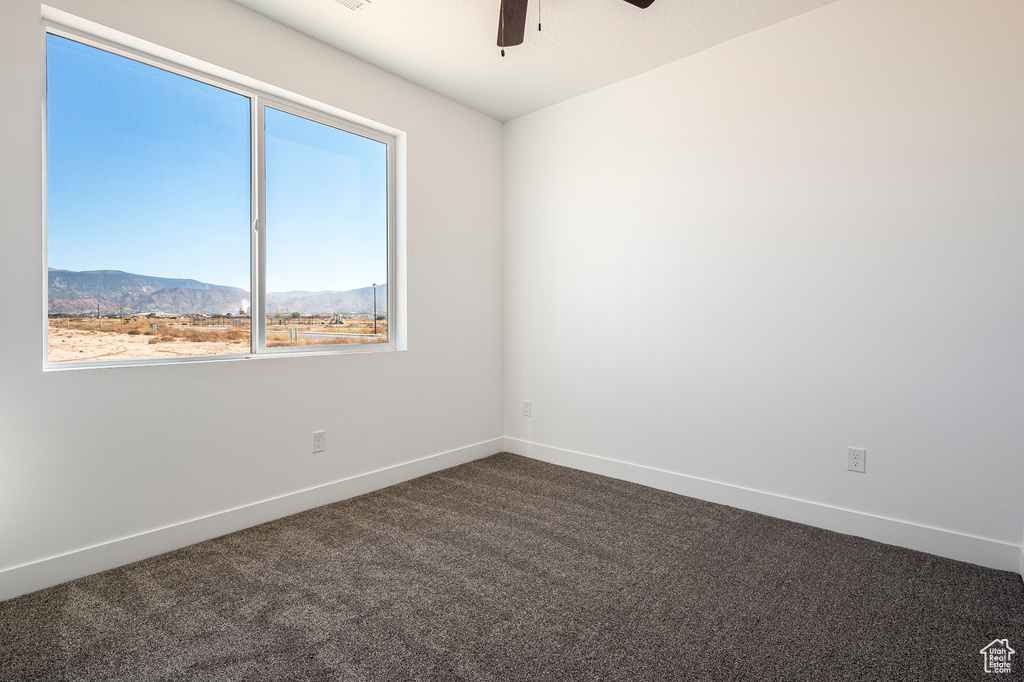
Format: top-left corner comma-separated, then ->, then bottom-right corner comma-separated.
2,453 -> 1022,681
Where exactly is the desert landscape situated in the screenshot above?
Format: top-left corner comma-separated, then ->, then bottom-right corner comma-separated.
48,316 -> 387,363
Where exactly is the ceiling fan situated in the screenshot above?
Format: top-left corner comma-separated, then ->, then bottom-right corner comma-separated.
498,0 -> 655,55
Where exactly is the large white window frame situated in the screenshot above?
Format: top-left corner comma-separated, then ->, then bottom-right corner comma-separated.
42,18 -> 401,369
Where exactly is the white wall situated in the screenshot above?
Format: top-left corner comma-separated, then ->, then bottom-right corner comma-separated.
0,0 -> 504,599
504,0 -> 1024,570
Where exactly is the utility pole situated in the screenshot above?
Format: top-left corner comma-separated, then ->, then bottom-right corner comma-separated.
372,283 -> 377,335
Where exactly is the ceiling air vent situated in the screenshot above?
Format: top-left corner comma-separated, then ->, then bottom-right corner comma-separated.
333,0 -> 368,10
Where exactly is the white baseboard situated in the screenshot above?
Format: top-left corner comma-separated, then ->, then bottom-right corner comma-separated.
0,438 -> 503,602
504,437 -> 1021,574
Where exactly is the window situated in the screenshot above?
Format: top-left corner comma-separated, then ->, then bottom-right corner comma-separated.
44,28 -> 395,366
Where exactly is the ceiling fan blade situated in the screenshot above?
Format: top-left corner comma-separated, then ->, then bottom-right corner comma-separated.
497,0 -> 529,48
621,0 -> 655,7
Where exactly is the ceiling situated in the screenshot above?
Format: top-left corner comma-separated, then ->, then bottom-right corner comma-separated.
230,0 -> 838,122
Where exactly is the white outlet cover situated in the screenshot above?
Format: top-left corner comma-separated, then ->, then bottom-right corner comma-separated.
312,430 -> 326,453
847,447 -> 866,473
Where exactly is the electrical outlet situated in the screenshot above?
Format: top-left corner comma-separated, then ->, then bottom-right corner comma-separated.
312,430 -> 326,453
847,447 -> 865,473
522,400 -> 532,417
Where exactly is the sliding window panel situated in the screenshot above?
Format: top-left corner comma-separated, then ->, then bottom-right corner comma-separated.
45,33 -> 252,365
262,105 -> 389,350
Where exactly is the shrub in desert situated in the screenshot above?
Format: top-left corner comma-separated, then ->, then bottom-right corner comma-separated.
181,328 -> 221,343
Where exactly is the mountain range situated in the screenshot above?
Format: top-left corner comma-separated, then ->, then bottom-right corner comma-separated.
48,268 -> 387,316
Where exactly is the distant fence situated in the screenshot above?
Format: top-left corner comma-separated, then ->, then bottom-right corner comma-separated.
186,316 -> 250,328
265,315 -> 339,326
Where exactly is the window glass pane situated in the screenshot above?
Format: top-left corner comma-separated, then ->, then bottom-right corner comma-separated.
264,106 -> 388,348
46,34 -> 251,363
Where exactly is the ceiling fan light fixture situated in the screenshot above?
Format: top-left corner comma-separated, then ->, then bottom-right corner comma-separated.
497,0 -> 653,53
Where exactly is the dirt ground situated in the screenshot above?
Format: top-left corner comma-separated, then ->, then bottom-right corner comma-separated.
48,327 -> 249,363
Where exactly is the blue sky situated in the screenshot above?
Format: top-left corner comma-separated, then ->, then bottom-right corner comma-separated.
46,33 -> 388,294
265,107 -> 388,294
